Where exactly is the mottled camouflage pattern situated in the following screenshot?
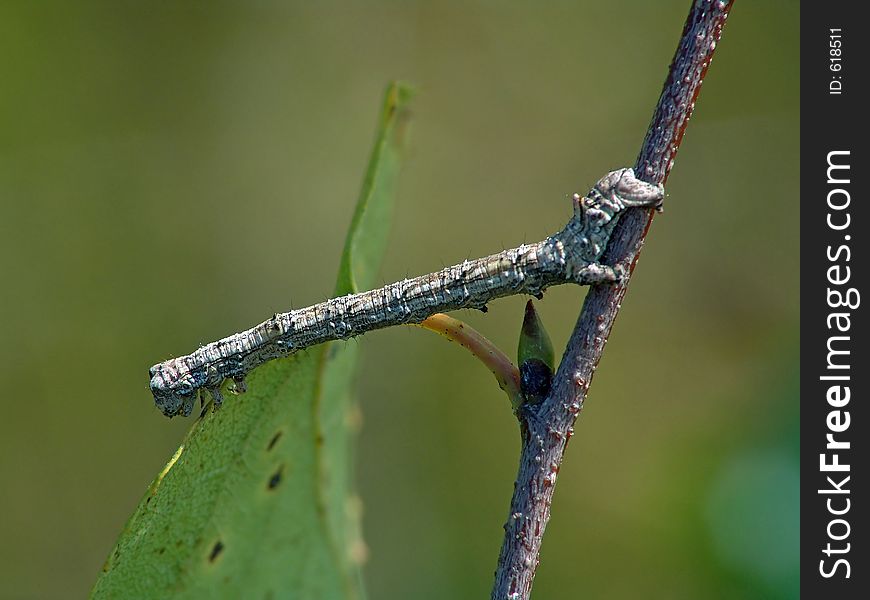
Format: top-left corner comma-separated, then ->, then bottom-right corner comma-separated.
150,168 -> 663,417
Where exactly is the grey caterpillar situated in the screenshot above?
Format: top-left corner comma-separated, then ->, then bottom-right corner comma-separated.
149,168 -> 664,418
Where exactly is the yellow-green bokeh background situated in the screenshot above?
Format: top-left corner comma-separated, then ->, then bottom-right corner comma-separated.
0,1 -> 798,598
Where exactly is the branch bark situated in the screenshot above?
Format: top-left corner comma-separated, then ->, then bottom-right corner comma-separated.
491,2 -> 735,598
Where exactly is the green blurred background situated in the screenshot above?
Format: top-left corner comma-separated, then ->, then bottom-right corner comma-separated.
0,1 -> 798,598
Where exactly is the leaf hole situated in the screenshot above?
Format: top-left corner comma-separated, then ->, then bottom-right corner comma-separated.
267,431 -> 283,451
268,465 -> 284,490
209,540 -> 224,563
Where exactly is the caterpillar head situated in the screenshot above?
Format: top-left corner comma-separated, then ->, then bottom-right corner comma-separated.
149,360 -> 199,418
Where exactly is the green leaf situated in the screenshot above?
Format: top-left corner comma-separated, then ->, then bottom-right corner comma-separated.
91,82 -> 414,600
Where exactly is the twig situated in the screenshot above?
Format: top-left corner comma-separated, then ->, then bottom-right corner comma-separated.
417,313 -> 523,407
490,2 -> 735,598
